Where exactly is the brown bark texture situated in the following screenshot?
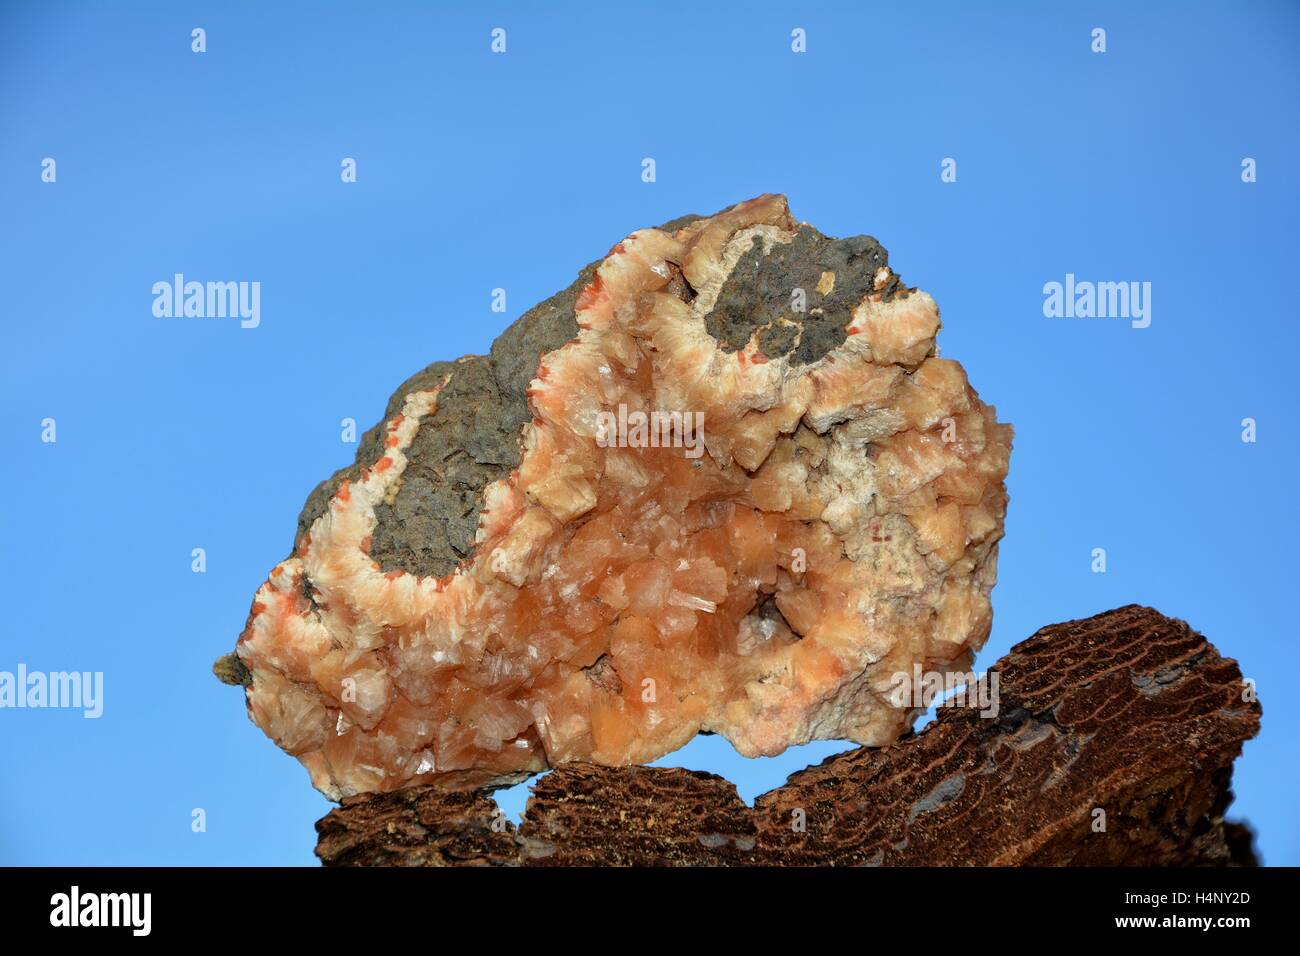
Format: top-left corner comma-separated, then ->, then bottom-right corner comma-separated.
315,605 -> 1261,866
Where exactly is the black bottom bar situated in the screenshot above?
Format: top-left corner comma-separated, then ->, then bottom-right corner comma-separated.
0,865 -> 1284,940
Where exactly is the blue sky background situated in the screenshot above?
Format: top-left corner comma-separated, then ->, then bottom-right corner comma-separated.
2,0 -> 1296,866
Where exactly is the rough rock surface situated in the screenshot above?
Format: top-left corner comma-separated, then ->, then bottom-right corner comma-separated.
219,195 -> 1013,798
315,606 -> 1262,866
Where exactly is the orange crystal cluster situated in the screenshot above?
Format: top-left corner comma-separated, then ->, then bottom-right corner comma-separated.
231,195 -> 1012,798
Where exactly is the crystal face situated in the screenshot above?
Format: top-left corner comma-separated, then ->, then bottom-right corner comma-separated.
227,195 -> 1013,799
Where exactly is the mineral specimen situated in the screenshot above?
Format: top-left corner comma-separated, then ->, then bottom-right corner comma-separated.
218,195 -> 1013,799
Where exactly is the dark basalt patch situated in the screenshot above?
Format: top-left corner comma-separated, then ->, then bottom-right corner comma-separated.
704,224 -> 904,366
292,270 -> 590,580
292,211 -> 901,583
370,356 -> 521,578
293,216 -> 705,581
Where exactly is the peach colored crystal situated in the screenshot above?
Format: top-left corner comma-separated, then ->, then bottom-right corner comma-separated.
231,195 -> 1013,798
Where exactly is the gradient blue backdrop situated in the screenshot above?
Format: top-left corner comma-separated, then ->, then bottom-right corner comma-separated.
2,0 -> 1296,866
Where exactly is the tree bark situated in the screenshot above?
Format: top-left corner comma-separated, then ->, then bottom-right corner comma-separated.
315,605 -> 1261,866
